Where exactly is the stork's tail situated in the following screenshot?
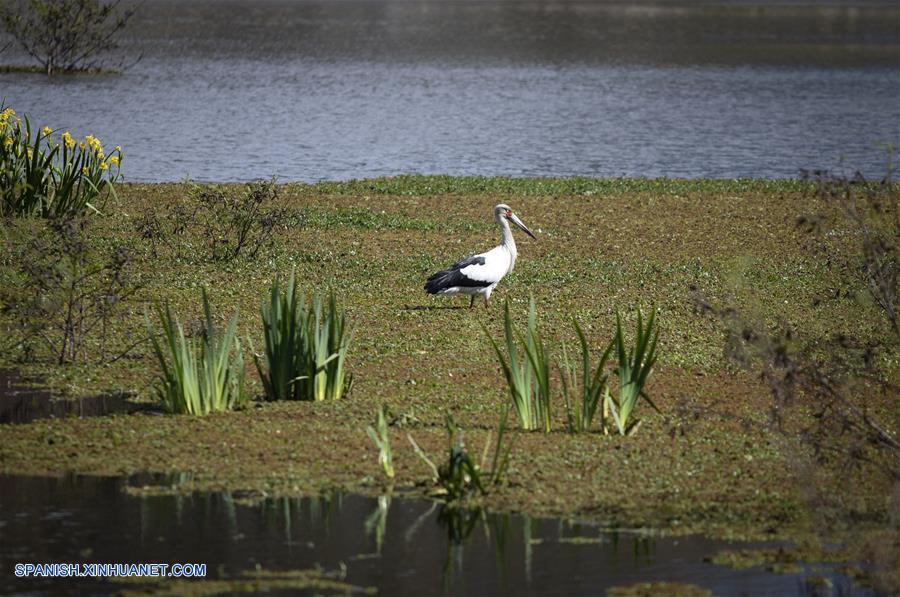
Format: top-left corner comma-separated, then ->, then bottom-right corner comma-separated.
424,269 -> 452,295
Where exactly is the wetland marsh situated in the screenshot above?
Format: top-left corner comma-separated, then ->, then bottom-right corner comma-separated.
2,0 -> 899,593
1,178 -> 896,593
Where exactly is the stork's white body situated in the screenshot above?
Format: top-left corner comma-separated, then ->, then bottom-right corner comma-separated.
435,242 -> 517,302
424,204 -> 533,307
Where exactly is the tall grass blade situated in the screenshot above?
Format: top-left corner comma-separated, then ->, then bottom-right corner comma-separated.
559,319 -> 613,433
366,405 -> 395,479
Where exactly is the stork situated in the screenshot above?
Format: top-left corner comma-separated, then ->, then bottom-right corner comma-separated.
425,203 -> 536,308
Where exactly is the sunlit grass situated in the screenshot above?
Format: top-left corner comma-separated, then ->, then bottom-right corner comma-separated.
302,174 -> 809,197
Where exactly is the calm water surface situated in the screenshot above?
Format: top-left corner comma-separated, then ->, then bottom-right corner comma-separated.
0,474 -> 865,595
1,1 -> 899,181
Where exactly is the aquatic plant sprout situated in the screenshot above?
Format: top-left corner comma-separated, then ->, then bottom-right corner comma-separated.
367,406 -> 395,479
605,307 -> 660,436
484,298 -> 552,432
148,289 -> 247,415
0,105 -> 122,217
408,408 -> 515,501
253,270 -> 353,402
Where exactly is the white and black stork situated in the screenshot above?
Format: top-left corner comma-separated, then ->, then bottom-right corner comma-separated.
424,203 -> 536,307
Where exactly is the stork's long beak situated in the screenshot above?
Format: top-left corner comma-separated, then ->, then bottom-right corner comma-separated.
509,213 -> 536,239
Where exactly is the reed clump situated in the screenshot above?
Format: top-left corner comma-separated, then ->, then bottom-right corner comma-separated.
254,271 -> 353,402
486,299 -> 660,435
148,289 -> 247,415
408,408 -> 514,501
484,298 -> 552,432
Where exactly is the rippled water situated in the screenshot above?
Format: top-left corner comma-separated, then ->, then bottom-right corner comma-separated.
1,1 -> 899,181
0,474 -> 866,595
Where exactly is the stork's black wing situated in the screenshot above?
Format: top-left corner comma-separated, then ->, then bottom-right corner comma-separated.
424,255 -> 489,294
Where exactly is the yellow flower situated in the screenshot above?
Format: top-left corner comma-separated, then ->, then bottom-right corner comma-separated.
114,146 -> 121,152
108,155 -> 120,166
3,137 -> 12,149
62,131 -> 76,149
82,166 -> 89,175
84,134 -> 103,153
42,126 -> 53,136
99,161 -> 109,171
26,148 -> 33,159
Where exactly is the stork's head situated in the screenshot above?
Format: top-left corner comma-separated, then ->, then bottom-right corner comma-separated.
494,204 -> 536,239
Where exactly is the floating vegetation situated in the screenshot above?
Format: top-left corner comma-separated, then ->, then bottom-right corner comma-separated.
704,545 -> 849,574
606,581 -> 712,597
254,271 -> 353,402
118,567 -> 376,596
148,289 -> 246,415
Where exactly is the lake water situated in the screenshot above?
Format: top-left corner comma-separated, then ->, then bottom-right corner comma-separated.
1,0 -> 899,181
0,474 -> 865,595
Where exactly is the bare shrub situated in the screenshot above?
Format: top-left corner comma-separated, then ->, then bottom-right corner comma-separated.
0,0 -> 138,75
694,294 -> 899,481
799,151 -> 898,341
2,214 -> 140,363
133,179 -> 293,262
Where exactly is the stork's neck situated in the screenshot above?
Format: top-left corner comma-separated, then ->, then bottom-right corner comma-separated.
498,216 -> 518,262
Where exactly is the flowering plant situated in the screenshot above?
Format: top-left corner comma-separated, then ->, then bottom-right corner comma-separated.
0,105 -> 123,217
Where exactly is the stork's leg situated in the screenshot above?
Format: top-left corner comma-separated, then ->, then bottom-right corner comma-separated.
469,295 -> 475,309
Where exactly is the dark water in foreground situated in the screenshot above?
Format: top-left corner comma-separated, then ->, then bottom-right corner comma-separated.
0,370 -> 149,425
1,1 -> 899,181
0,474 -> 865,596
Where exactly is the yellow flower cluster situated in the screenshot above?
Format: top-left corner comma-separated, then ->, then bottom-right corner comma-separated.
0,105 -> 123,175
82,134 -> 104,155
0,107 -> 18,134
